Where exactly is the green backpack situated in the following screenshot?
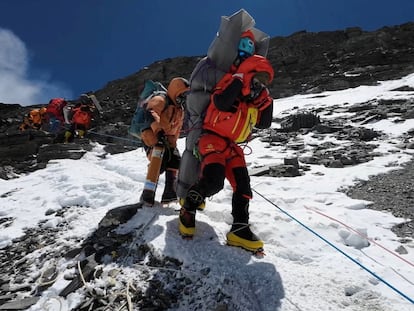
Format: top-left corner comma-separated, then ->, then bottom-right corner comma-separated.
129,80 -> 167,139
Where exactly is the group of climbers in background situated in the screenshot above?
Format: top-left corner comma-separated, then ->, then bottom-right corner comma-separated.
130,9 -> 274,253
19,94 -> 101,143
59,94 -> 101,143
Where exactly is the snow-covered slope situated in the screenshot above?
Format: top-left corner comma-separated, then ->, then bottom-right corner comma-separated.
1,74 -> 414,310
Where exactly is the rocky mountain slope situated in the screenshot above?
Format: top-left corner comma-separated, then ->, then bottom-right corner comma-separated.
1,75 -> 414,311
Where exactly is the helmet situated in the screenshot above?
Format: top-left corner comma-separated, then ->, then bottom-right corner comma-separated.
167,77 -> 189,105
238,30 -> 256,57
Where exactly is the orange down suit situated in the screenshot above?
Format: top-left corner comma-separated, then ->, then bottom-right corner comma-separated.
140,94 -> 184,149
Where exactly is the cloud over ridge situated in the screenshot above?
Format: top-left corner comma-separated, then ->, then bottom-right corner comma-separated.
0,28 -> 72,106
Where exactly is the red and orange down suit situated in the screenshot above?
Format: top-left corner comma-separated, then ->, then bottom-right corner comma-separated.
179,55 -> 274,251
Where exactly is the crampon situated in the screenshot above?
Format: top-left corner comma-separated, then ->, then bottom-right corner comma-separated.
227,243 -> 265,257
253,247 -> 265,257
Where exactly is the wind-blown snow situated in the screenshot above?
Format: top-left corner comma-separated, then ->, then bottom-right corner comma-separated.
1,74 -> 414,310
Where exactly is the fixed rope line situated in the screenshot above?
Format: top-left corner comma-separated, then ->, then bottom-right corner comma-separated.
252,188 -> 414,305
88,130 -> 141,145
304,205 -> 414,268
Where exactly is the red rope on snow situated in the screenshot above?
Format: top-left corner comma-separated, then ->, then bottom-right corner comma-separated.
304,205 -> 414,268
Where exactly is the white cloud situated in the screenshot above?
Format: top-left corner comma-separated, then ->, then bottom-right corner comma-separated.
0,28 -> 73,106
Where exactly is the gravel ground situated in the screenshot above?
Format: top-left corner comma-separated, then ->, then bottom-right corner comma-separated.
344,158 -> 414,240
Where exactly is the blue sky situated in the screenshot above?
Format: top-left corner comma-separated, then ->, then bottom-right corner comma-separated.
1,0 -> 413,105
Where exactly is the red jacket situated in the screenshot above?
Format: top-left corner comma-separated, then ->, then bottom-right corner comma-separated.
203,55 -> 274,143
72,105 -> 93,129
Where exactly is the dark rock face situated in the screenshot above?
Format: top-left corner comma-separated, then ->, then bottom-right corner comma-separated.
268,23 -> 414,97
344,160 -> 414,239
0,130 -> 54,179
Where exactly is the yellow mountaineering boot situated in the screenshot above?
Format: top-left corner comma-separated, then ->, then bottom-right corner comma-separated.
178,189 -> 204,237
64,131 -> 72,143
178,207 -> 196,237
226,223 -> 264,252
179,197 -> 206,211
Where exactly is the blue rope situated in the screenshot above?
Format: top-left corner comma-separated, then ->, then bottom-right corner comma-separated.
252,188 -> 414,305
88,130 -> 141,145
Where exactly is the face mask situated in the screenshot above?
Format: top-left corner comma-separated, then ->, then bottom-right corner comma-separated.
238,37 -> 255,57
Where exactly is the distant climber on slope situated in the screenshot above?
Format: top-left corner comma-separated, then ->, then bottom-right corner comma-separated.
61,94 -> 99,143
44,97 -> 68,134
44,93 -> 100,143
19,107 -> 47,131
